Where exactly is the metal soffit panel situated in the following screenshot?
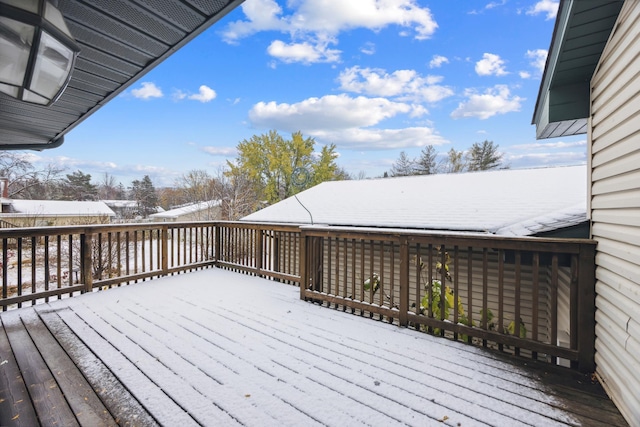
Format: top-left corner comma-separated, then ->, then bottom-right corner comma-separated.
532,0 -> 624,139
0,0 -> 243,150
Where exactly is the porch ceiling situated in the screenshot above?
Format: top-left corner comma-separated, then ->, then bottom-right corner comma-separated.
0,0 -> 243,150
532,0 -> 623,139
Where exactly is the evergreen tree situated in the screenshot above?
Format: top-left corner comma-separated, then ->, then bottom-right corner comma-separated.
62,170 -> 98,200
415,145 -> 438,175
467,140 -> 505,171
389,151 -> 416,177
130,175 -> 158,217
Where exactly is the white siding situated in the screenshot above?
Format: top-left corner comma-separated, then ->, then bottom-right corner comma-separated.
590,1 -> 640,424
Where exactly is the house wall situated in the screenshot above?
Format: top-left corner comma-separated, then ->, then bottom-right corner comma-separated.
590,1 -> 640,423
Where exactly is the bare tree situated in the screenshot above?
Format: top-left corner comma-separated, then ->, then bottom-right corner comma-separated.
439,148 -> 466,173
176,169 -> 216,204
217,167 -> 258,220
0,152 -> 65,199
98,172 -> 124,200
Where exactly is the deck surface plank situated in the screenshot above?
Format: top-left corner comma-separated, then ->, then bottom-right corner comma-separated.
2,312 -> 79,427
36,308 -> 159,427
0,268 -> 629,426
0,318 -> 39,427
18,309 -> 116,427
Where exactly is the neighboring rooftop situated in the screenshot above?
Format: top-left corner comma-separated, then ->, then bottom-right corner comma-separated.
242,165 -> 587,237
3,199 -> 115,217
149,200 -> 220,220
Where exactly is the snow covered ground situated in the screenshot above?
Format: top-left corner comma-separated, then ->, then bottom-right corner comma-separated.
9,268 -> 622,426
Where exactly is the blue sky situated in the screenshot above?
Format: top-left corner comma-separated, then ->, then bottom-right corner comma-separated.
27,0 -> 584,188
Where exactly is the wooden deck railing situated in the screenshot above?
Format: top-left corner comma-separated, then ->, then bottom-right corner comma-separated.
299,226 -> 597,372
0,221 -> 596,371
0,222 -> 300,311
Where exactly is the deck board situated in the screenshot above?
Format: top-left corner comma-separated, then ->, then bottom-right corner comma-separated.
2,312 -> 79,427
19,310 -> 116,427
0,318 -> 38,427
37,309 -> 157,427
0,268 -> 629,426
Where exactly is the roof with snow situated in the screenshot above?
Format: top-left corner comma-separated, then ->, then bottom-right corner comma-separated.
6,200 -> 115,217
242,165 -> 587,237
149,201 -> 221,220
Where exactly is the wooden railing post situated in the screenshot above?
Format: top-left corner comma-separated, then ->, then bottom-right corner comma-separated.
399,236 -> 409,327
299,229 -> 307,300
255,227 -> 263,276
214,223 -> 221,266
81,230 -> 93,293
161,225 -> 168,275
577,243 -> 596,372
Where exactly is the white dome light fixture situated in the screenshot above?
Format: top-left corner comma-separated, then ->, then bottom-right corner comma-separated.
0,0 -> 79,106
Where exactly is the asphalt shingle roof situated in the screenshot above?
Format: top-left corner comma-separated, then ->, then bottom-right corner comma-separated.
242,165 -> 587,236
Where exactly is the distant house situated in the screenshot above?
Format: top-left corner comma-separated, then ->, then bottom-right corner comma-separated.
101,200 -> 165,221
149,201 -> 221,222
0,199 -> 115,227
243,165 -> 588,238
101,200 -> 142,220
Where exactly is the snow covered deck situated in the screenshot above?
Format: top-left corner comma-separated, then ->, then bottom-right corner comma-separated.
0,268 -> 626,426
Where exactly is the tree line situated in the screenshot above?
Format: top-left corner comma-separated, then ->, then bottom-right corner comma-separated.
1,134 -> 506,221
387,140 -> 506,177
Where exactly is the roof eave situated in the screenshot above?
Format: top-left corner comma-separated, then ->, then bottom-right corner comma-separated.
532,0 -> 624,139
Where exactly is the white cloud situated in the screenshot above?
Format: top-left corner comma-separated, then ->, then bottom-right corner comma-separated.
451,85 -> 523,119
526,49 -> 548,74
222,0 -> 438,63
202,146 -> 237,156
360,42 -> 376,55
188,85 -> 217,103
519,71 -> 531,79
247,93 -> 444,149
338,66 -> 453,103
224,0 -> 437,41
309,127 -> 448,149
510,140 -> 586,150
506,152 -> 586,169
485,0 -> 507,9
47,156 -> 118,171
222,0 -> 286,43
173,90 -> 187,100
172,86 -> 217,102
429,55 -> 449,69
527,0 -> 559,20
249,94 -> 417,131
131,82 -> 163,100
475,53 -> 508,76
267,39 -> 341,64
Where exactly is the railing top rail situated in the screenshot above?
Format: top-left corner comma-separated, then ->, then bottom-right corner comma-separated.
299,225 -> 596,252
225,221 -> 304,232
0,220 -> 306,239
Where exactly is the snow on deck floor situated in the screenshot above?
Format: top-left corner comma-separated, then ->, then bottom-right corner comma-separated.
8,268 -> 625,426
